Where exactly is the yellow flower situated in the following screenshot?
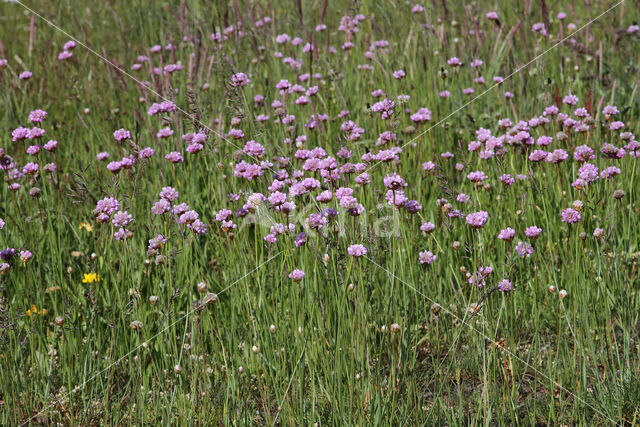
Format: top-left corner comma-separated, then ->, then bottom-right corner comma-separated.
27,304 -> 45,317
82,272 -> 100,283
79,222 -> 94,232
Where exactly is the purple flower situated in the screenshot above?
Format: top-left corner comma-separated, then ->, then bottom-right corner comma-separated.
515,241 -> 534,257
106,161 -> 122,174
0,248 -> 16,261
419,250 -> 436,265
29,109 -> 47,123
230,72 -> 250,87
420,222 -> 435,234
12,127 -> 30,141
44,140 -> 58,151
578,163 -> 599,183
165,151 -> 184,164
139,147 -> 155,159
294,232 -> 307,247
156,127 -> 174,139
498,279 -> 513,292
288,269 -> 305,282
524,226 -> 542,239
179,210 -> 199,225
215,209 -> 233,222
23,162 -> 39,175
561,208 -> 581,224
112,211 -> 133,227
466,211 -> 488,229
500,174 -> 515,186
151,199 -> 171,216
159,187 -> 178,202
347,244 -> 368,258
498,227 -> 515,241
383,173 -> 407,190
404,200 -> 422,214
113,128 -> 131,141
467,171 -> 488,183
20,250 -> 33,263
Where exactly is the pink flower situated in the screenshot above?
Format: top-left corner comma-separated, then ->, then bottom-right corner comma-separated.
288,269 -> 305,282
498,227 -> 515,241
466,211 -> 488,229
419,251 -> 436,265
525,226 -> 542,239
561,208 -> 581,224
347,244 -> 368,257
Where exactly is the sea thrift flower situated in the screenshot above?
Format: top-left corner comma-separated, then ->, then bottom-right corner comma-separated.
419,250 -> 436,265
165,152 -> 184,163
515,241 -> 534,257
113,128 -> 131,141
466,211 -> 488,229
289,269 -> 305,282
498,228 -> 515,241
112,211 -> 133,227
498,279 -> 513,292
347,244 -> 368,257
28,109 -> 47,123
420,222 -> 435,233
44,140 -> 58,151
12,127 -> 30,141
500,174 -> 515,186
563,94 -> 578,105
157,127 -> 174,139
561,208 -> 581,224
230,72 -> 250,87
525,226 -> 542,239
159,187 -> 178,202
467,171 -> 488,183
20,250 -> 33,263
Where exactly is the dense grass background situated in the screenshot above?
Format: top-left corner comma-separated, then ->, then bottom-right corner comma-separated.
1,0 -> 639,424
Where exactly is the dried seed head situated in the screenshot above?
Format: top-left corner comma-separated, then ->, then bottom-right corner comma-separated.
204,292 -> 218,306
197,281 -> 208,293
613,190 -> 625,200
572,200 -> 583,211
54,316 -> 65,326
559,289 -> 568,299
269,324 -> 276,333
149,295 -> 159,305
129,320 -> 143,330
174,364 -> 183,374
548,285 -> 556,293
390,323 -> 401,333
431,303 -> 442,315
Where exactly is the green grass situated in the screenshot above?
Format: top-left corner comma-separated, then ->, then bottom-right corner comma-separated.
0,0 -> 639,424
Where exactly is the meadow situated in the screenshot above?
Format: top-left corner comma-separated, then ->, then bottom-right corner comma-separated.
1,0 -> 639,424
